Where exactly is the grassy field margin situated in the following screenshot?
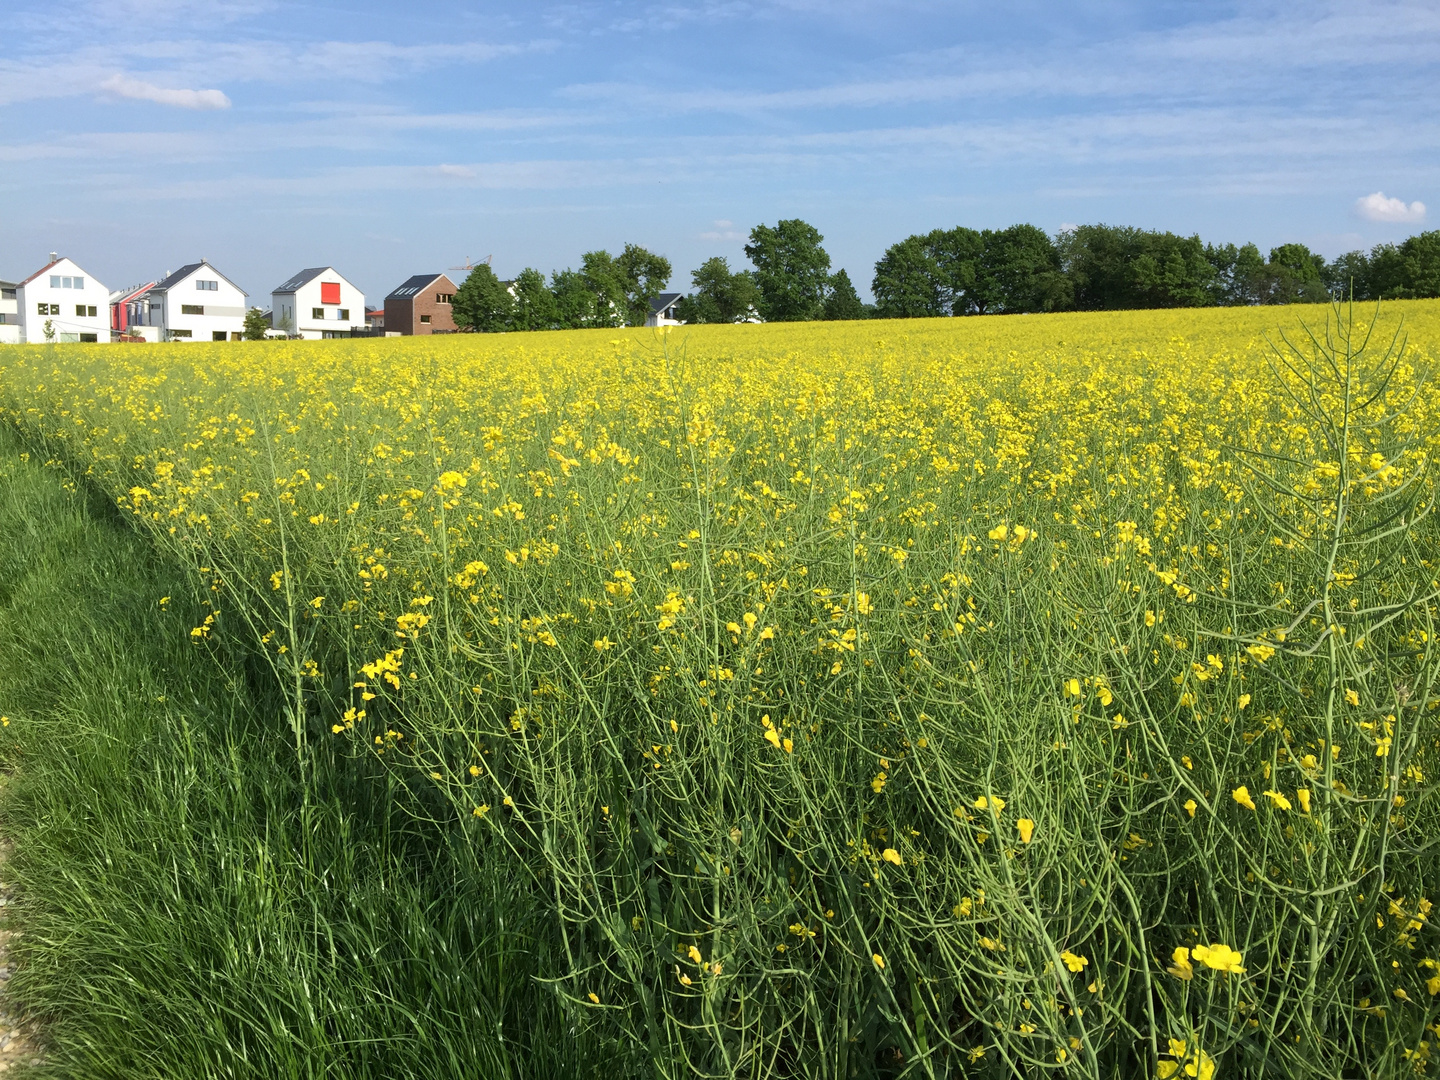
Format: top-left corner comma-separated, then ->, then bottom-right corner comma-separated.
0,426 -> 600,1078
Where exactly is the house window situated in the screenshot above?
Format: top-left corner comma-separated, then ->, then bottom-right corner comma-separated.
312,307 -> 326,319
50,276 -> 60,288
197,280 -> 218,291
171,329 -> 193,338
79,333 -> 98,342
182,304 -> 205,315
88,305 -> 97,317
337,308 -> 349,321
38,302 -> 53,315
320,282 -> 341,305
212,331 -> 227,341
420,314 -> 431,324
74,277 -> 85,290
76,304 -> 87,317
436,293 -> 453,304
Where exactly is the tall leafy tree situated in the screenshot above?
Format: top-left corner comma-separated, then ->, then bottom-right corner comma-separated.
452,263 -> 515,332
872,236 -> 944,318
615,244 -> 672,326
1398,230 -> 1440,298
744,219 -> 832,322
929,227 -> 984,313
1059,224 -> 1213,310
1267,243 -> 1328,304
823,269 -> 868,321
969,224 -> 1070,314
508,268 -> 558,331
675,257 -> 759,324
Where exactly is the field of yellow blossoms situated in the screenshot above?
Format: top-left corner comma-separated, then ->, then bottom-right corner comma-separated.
1,300 -> 1438,1078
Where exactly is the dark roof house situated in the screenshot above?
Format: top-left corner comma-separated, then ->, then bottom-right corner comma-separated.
384,273 -> 457,335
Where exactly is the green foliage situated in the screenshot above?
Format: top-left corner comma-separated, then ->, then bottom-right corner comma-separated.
452,263 -> 515,333
676,257 -> 759,324
823,268 -> 869,320
508,267 -> 559,331
745,218 -> 832,321
971,223 -> 1071,314
616,243 -> 673,326
242,307 -> 270,340
1060,225 -> 1216,310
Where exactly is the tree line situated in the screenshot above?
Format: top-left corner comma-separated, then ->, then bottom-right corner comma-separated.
451,220 -> 1440,331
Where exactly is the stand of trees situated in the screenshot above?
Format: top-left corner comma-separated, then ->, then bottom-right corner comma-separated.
451,222 -> 1440,332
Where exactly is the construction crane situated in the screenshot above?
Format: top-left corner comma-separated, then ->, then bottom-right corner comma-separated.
449,255 -> 493,273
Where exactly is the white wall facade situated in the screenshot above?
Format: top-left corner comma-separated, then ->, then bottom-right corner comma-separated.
16,258 -> 110,343
0,282 -> 18,344
272,269 -> 364,340
151,263 -> 247,342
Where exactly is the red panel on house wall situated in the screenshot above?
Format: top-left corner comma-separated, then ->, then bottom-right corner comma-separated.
320,282 -> 341,305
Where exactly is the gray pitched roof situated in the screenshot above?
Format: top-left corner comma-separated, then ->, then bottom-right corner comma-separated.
650,292 -> 683,313
153,261 -> 247,295
387,273 -> 446,300
273,267 -> 331,294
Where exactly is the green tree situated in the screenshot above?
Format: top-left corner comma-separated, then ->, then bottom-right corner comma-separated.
547,255 -> 629,329
968,224 -> 1070,314
744,219 -> 831,322
929,226 -> 984,314
675,257 -> 758,324
823,269 -> 868,321
579,251 -> 629,328
242,307 -> 270,340
452,263 -> 515,332
1059,224 -> 1214,310
507,268 -> 558,331
1325,250 -> 1371,300
1267,243 -> 1328,304
1398,230 -> 1440,298
872,235 -> 944,318
615,244 -> 672,326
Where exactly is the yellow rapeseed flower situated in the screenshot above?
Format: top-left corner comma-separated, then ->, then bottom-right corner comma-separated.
1232,786 -> 1257,811
1017,818 -> 1035,843
1060,951 -> 1089,973
1191,943 -> 1245,973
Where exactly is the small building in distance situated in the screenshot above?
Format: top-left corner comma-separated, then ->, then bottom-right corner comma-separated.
0,280 -> 18,344
384,273 -> 457,335
16,255 -> 110,343
365,307 -> 387,334
110,282 -> 159,341
271,267 -> 365,339
647,292 -> 683,327
144,261 -> 248,341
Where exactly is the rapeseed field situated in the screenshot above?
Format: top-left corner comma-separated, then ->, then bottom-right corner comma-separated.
1,300 -> 1437,1078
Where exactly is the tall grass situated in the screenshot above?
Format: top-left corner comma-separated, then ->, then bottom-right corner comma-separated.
0,301 -> 1437,1077
0,427 -> 601,1078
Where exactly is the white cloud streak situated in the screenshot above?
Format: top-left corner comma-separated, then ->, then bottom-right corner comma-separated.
101,73 -> 230,109
1354,191 -> 1426,223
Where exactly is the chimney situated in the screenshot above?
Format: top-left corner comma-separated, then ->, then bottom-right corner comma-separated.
49,252 -> 58,262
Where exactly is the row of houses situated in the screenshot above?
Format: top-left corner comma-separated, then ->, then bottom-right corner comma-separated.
0,254 -> 479,344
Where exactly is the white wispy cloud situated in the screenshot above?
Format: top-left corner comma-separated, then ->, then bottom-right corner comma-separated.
101,73 -> 230,109
1354,191 -> 1426,223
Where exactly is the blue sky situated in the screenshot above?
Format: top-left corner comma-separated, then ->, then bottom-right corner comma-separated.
2,0 -> 1435,305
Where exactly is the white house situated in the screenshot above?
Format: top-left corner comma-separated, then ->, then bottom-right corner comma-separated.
142,261 -> 248,342
271,268 -> 365,339
0,281 -> 18,344
646,292 -> 684,327
15,255 -> 110,343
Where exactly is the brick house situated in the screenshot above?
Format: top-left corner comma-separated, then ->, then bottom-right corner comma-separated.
384,273 -> 457,335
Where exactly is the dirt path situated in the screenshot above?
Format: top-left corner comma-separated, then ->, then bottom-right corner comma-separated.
0,842 -> 38,1071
